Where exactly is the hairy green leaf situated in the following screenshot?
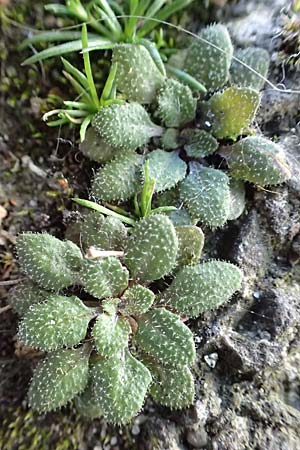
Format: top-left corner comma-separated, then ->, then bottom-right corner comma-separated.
79,127 -> 123,163
92,153 -> 143,202
227,180 -> 246,221
28,347 -> 90,413
230,47 -> 270,90
183,129 -> 218,158
185,24 -> 233,91
81,257 -> 129,299
124,214 -> 178,281
175,225 -> 204,267
202,86 -> 260,139
135,308 -> 196,366
80,211 -> 127,251
92,312 -> 131,357
180,163 -> 231,227
220,136 -> 292,186
157,79 -> 196,127
113,43 -> 165,104
147,149 -> 187,193
18,295 -> 93,351
92,103 -> 163,151
122,285 -> 155,316
150,364 -> 195,409
91,351 -> 152,424
163,261 -> 243,317
16,233 -> 82,290
9,281 -> 48,316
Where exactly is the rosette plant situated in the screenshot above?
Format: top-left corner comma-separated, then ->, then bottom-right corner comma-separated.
11,212 -> 242,423
12,7 -> 294,426
73,26 -> 290,230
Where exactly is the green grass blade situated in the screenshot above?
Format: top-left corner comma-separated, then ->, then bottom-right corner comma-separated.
44,4 -> 70,16
136,0 -> 152,16
145,0 -> 167,19
46,118 -> 69,127
82,25 -> 100,110
166,65 -> 207,93
80,115 -> 93,142
22,38 -> 114,65
93,5 -> 120,37
63,71 -> 92,104
19,31 -> 92,50
63,101 -> 93,110
61,58 -> 89,89
137,0 -> 194,37
97,0 -> 122,34
72,198 -> 136,225
100,62 -> 118,103
124,0 -> 139,39
139,38 -> 166,76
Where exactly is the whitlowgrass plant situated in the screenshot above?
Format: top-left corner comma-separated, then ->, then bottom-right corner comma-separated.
12,212 -> 242,423
13,7 -> 294,424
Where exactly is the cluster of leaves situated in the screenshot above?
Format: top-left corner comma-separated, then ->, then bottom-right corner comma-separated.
14,0 -> 293,425
72,24 -> 291,229
21,0 -> 194,65
12,214 -> 242,424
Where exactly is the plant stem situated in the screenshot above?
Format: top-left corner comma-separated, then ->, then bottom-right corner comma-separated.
72,198 -> 136,225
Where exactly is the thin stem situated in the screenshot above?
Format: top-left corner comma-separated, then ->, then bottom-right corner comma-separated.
124,0 -> 139,40
100,62 -> 118,104
0,305 -> 12,315
85,248 -> 124,259
82,24 -> 100,110
72,198 -> 136,225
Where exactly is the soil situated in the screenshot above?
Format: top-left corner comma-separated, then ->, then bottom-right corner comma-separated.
1,0 -> 300,449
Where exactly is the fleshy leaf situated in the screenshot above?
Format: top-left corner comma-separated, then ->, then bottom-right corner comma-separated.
113,43 -> 165,104
175,225 -> 204,267
16,233 -> 82,290
92,103 -> 163,151
91,351 -> 152,424
220,136 -> 292,186
9,281 -> 48,316
80,212 -> 127,250
202,86 -> 260,139
122,285 -> 155,316
81,258 -> 129,299
147,150 -> 187,193
230,47 -> 270,90
124,214 -> 178,282
150,364 -> 195,409
28,347 -> 90,413
179,163 -> 231,227
161,128 -> 180,150
92,153 -> 143,202
92,312 -> 131,357
185,24 -> 233,91
166,208 -> 193,226
183,129 -> 218,158
163,261 -> 243,317
75,378 -> 103,419
18,295 -> 93,351
79,127 -> 123,163
157,79 -> 196,127
227,180 -> 246,221
135,308 -> 196,366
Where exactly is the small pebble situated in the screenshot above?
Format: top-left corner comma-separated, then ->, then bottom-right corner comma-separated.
204,352 -> 218,368
132,424 -> 140,436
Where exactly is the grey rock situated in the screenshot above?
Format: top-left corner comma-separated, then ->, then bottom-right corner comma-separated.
186,424 -> 208,448
138,418 -> 185,450
230,211 -> 272,282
